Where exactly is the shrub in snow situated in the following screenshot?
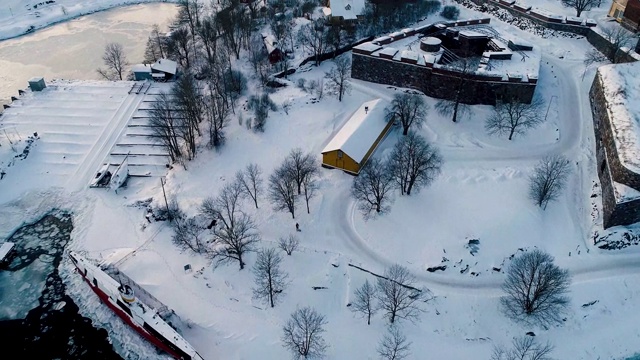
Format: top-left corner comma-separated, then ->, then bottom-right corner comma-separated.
501,250 -> 571,326
440,5 -> 460,20
278,234 -> 300,255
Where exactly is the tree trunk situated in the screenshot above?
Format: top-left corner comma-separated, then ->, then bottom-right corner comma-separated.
367,311 -> 371,325
576,9 -> 582,17
452,100 -> 459,123
508,127 -> 515,140
268,274 -> 274,308
238,253 -> 244,270
402,125 -> 409,136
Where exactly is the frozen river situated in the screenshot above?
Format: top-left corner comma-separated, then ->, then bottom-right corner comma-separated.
0,2 -> 178,105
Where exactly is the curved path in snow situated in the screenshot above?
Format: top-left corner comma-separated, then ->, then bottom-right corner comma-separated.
338,56 -> 640,296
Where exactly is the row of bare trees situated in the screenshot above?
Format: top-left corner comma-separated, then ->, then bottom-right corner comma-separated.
352,132 -> 443,217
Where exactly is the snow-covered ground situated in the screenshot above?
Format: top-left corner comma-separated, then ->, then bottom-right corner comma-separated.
2,1 -> 640,360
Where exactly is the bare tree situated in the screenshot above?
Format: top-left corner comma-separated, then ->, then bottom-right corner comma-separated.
351,279 -> 377,325
501,250 -> 571,326
377,325 -> 412,360
297,19 -> 328,66
148,92 -> 183,163
285,148 -> 317,195
561,0 -> 598,17
216,3 -> 250,59
171,217 -> 207,253
172,73 -> 203,160
278,234 -> 300,255
352,158 -> 395,217
529,155 -> 571,210
236,163 -> 263,209
600,25 -> 637,63
252,248 -> 289,308
485,96 -> 545,140
167,27 -> 192,69
248,92 -> 276,132
325,56 -> 351,102
97,43 -> 128,81
204,81 -> 230,148
248,33 -> 270,84
582,48 -> 608,80
201,182 -> 260,270
151,23 -> 166,59
282,307 -> 328,359
302,170 -> 318,214
388,132 -> 442,196
435,57 -> 479,123
491,336 -> 554,360
198,15 -> 219,73
376,264 -> 429,324
143,36 -> 160,63
269,164 -> 298,219
385,93 -> 428,136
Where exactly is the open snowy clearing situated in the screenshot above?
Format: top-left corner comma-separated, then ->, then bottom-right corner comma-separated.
2,1 -> 640,360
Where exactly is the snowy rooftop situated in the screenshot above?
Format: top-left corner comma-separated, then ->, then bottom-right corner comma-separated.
364,25 -> 541,81
598,62 -> 640,174
131,64 -> 151,73
329,0 -> 365,20
151,59 -> 177,75
322,99 -> 388,163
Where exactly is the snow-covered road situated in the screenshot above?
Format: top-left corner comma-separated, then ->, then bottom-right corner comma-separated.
337,56 -> 640,296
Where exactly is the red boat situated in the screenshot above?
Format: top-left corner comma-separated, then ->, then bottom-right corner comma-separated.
69,251 -> 204,360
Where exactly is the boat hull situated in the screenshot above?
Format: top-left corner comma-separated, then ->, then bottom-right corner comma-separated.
73,264 -> 185,359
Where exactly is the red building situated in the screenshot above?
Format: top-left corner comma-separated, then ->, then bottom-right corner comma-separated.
623,0 -> 640,31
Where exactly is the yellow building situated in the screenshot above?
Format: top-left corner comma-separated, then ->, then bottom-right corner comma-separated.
609,0 -> 628,21
322,99 -> 393,175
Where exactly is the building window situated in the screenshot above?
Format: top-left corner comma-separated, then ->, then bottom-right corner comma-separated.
614,9 -> 622,19
338,150 -> 343,159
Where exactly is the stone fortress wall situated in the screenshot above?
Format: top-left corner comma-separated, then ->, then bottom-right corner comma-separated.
351,18 -> 539,106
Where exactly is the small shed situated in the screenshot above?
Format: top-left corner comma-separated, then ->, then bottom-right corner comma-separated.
132,64 -> 152,81
28,77 -> 46,91
322,99 -> 393,175
261,33 -> 284,63
151,59 -> 178,81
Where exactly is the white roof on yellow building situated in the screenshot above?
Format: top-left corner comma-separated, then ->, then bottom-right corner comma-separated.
322,99 -> 389,163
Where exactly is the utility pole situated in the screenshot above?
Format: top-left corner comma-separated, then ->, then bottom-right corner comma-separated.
160,177 -> 172,222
